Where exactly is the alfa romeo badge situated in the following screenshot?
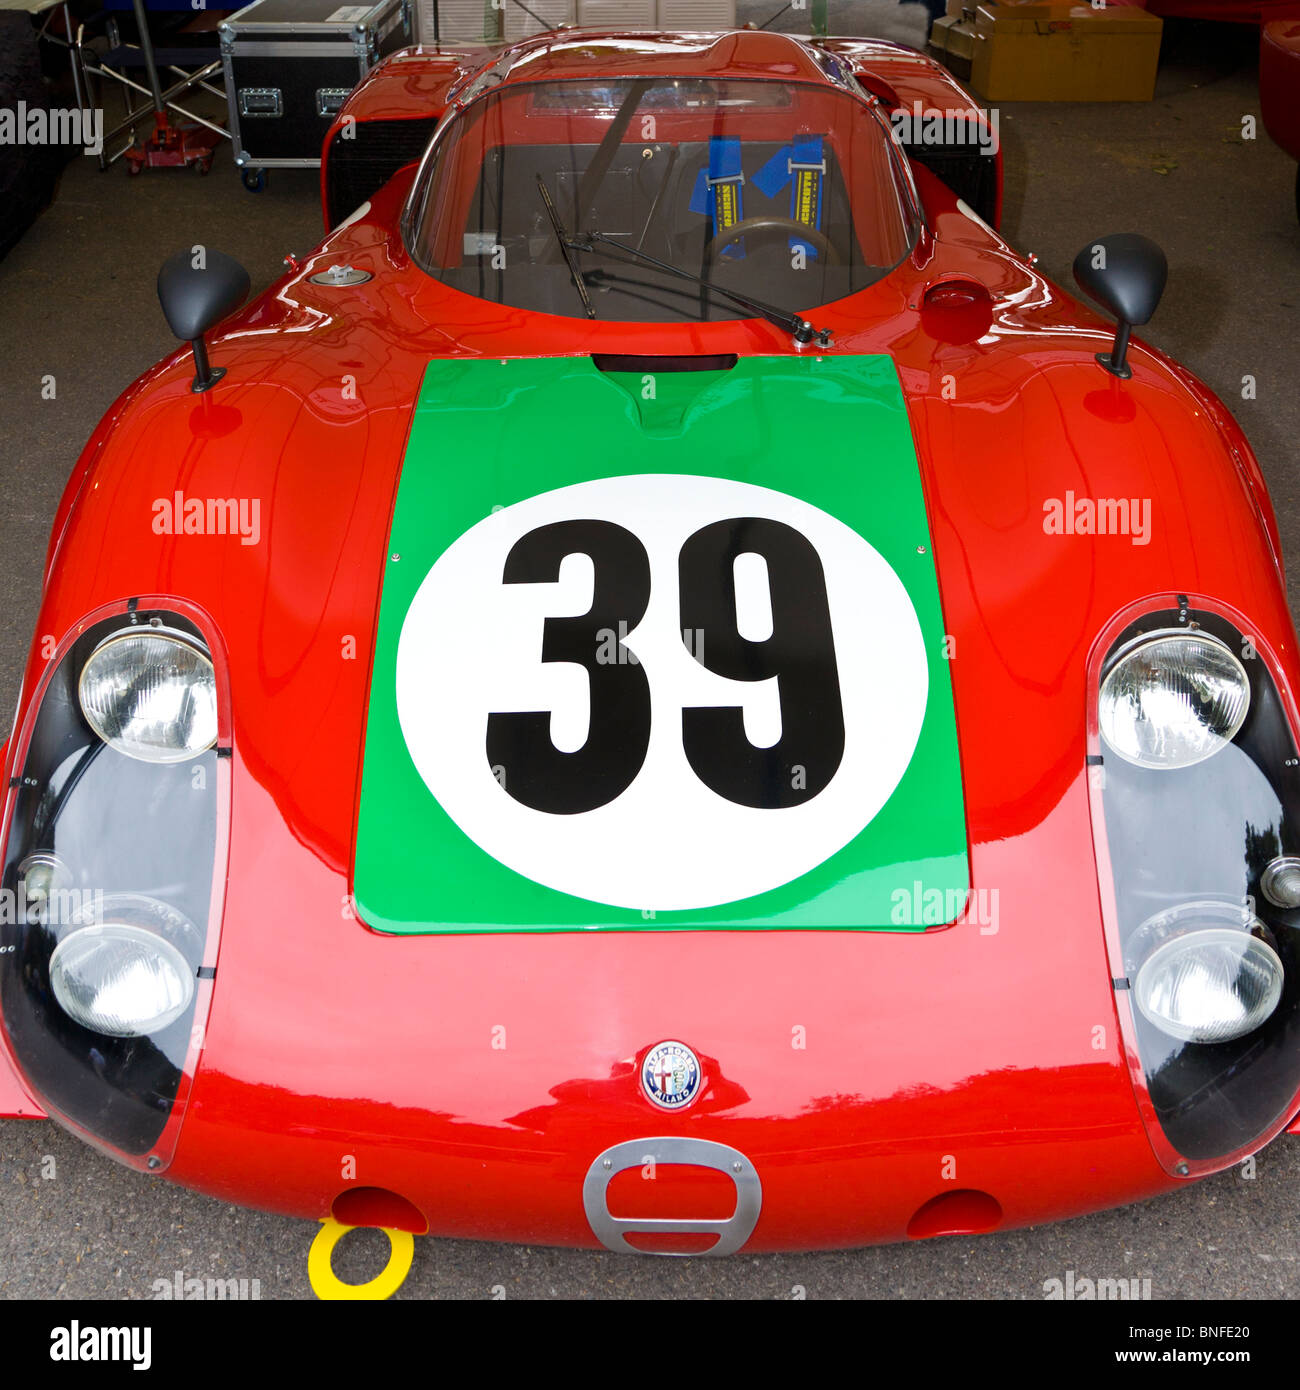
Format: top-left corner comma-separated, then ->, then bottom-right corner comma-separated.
641,1040 -> 702,1110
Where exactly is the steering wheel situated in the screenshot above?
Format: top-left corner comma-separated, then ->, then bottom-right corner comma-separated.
705,216 -> 841,266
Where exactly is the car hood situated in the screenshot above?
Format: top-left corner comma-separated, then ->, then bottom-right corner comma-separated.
32,216 -> 1293,943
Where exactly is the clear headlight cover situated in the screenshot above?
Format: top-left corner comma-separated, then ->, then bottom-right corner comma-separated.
1135,924 -> 1284,1044
78,631 -> 217,763
1099,631 -> 1249,769
49,921 -> 195,1038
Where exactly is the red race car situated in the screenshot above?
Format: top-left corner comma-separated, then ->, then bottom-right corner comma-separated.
1145,1 -> 1300,18
1260,17 -> 1300,216
3,28 -> 1299,1271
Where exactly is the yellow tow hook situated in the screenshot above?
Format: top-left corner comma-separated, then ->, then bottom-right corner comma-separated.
307,1217 -> 415,1300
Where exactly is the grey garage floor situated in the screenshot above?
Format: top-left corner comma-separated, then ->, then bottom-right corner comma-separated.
2,14 -> 1300,1299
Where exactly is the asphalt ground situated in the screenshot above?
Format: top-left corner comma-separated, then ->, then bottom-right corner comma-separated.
1,13 -> 1299,1300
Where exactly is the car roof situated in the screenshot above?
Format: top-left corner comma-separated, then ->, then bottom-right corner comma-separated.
477,28 -> 848,91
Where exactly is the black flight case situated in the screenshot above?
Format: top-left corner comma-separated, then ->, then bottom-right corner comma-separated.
219,0 -> 413,190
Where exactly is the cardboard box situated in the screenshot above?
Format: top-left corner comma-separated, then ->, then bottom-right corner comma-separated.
930,14 -> 978,78
971,3 -> 1163,102
947,15 -> 978,62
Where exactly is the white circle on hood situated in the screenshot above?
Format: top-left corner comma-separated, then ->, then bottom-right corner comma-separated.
396,473 -> 927,911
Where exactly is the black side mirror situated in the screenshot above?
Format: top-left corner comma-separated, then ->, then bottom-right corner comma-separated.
1071,233 -> 1167,380
157,249 -> 250,393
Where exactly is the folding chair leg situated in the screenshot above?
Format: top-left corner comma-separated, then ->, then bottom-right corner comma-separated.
165,65 -> 225,104
59,5 -> 88,113
71,25 -> 113,172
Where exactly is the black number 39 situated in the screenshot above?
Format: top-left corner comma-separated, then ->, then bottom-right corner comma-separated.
486,516 -> 845,814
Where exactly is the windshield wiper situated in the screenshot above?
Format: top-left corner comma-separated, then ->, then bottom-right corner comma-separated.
536,175 -> 596,320
569,230 -> 832,346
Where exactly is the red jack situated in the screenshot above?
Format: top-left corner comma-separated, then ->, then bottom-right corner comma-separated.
124,109 -> 220,177
120,0 -> 222,177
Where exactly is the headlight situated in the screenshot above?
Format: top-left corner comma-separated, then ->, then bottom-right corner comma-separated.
1091,601 -> 1300,1172
1134,908 -> 1284,1044
50,918 -> 195,1039
2,606 -> 221,1165
1099,631 -> 1249,769
1261,855 -> 1300,910
78,630 -> 217,763
17,851 -> 69,920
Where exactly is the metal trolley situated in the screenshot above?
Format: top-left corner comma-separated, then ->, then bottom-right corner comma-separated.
220,0 -> 412,191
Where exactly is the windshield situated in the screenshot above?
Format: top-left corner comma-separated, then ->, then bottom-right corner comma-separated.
407,76 -> 918,323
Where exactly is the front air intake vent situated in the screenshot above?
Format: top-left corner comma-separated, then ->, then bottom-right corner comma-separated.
325,117 -> 439,229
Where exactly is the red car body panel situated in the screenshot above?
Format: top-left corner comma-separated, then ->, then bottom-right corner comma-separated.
1147,1 -> 1300,20
1261,19 -> 1300,162
0,984 -> 44,1120
4,32 -> 1298,1250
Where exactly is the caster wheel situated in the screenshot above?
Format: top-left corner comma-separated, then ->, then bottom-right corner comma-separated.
126,159 -> 143,177
194,157 -> 212,176
241,167 -> 266,193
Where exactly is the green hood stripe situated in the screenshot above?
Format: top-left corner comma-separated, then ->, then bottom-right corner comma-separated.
355,354 -> 967,933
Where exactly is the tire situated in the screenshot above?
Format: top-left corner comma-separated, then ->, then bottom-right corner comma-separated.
0,15 -> 60,260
